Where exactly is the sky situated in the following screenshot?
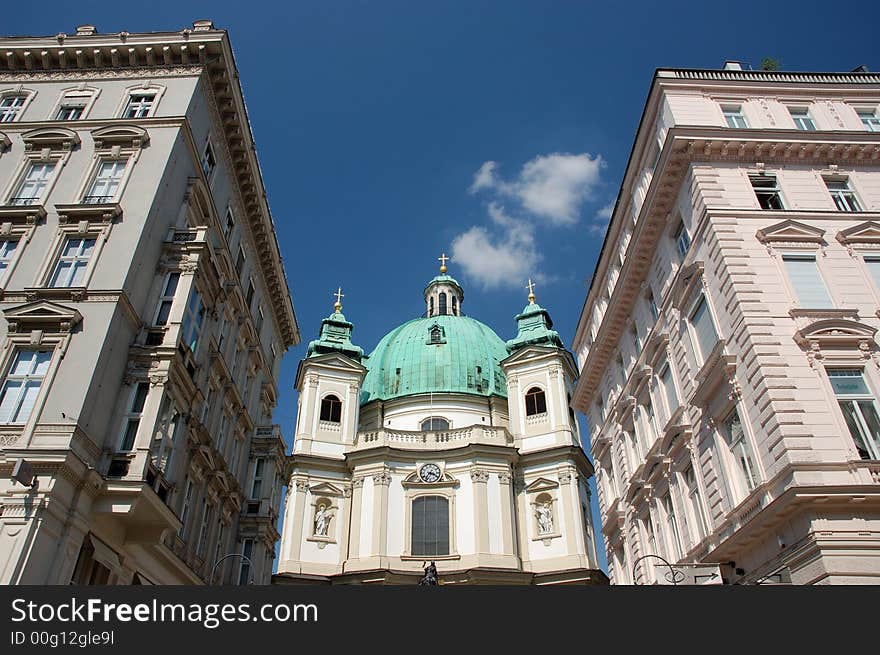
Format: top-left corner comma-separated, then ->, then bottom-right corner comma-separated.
6,1 -> 878,575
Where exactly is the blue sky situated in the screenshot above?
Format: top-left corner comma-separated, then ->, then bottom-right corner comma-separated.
8,1 -> 878,574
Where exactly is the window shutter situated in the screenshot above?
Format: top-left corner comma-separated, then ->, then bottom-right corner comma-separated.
782,255 -> 832,308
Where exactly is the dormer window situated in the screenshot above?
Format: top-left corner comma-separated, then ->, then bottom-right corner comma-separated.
319,395 -> 342,423
430,326 -> 442,343
525,387 -> 547,416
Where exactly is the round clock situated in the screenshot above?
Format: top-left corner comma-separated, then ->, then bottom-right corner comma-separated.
419,463 -> 441,483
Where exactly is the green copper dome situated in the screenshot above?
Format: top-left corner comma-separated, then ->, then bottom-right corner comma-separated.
360,314 -> 509,405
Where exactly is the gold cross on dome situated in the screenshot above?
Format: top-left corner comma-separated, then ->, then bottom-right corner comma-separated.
526,278 -> 536,303
333,287 -> 344,311
438,252 -> 449,273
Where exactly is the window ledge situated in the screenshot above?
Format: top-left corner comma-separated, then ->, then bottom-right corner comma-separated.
55,202 -> 122,224
0,203 -> 46,223
400,554 -> 460,562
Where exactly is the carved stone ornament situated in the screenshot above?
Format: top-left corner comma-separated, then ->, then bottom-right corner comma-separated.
470,469 -> 489,483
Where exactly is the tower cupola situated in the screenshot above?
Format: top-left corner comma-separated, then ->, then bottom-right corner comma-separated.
424,252 -> 464,317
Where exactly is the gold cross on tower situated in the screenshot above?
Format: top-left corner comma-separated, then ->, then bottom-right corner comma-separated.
526,278 -> 536,304
333,286 -> 345,312
438,252 -> 449,274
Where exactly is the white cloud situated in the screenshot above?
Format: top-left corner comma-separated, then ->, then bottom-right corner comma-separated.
469,161 -> 498,193
469,152 -> 604,225
451,217 -> 540,290
590,201 -> 615,234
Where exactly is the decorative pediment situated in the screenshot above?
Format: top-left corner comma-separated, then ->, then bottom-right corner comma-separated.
672,260 -> 705,310
0,131 -> 10,151
756,219 -> 825,245
308,481 -> 344,497
91,124 -> 149,149
524,477 -> 559,493
21,127 -> 80,151
836,221 -> 880,246
794,318 -> 877,350
401,470 -> 458,488
295,351 -> 367,388
3,300 -> 82,333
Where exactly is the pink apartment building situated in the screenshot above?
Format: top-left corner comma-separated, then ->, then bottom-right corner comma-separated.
572,62 -> 880,584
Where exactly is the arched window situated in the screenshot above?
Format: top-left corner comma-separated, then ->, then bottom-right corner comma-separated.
319,394 -> 342,423
525,387 -> 547,416
452,295 -> 458,316
411,496 -> 449,556
429,296 -> 434,317
420,417 -> 450,431
438,292 -> 447,316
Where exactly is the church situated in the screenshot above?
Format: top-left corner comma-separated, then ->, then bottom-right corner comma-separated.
275,257 -> 606,584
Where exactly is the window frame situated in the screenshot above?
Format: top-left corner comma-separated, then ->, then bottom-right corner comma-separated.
153,272 -> 181,327
788,106 -> 817,131
118,381 -> 150,452
673,220 -> 692,259
409,494 -> 451,558
826,368 -> 880,460
81,157 -> 130,205
0,349 -> 53,425
857,108 -> 880,132
319,394 -> 342,423
780,250 -> 834,309
0,238 -> 23,286
824,178 -> 862,212
722,105 -> 749,128
687,293 -> 721,364
717,405 -> 761,501
0,89 -> 35,123
117,85 -> 165,119
50,87 -> 99,122
749,173 -> 786,210
47,235 -> 98,288
201,139 -> 217,182
7,160 -> 58,206
180,284 -> 206,354
420,416 -> 451,431
524,386 -> 548,417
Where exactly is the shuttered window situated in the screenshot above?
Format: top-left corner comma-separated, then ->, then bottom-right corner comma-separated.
782,253 -> 833,308
411,496 -> 449,557
689,295 -> 719,362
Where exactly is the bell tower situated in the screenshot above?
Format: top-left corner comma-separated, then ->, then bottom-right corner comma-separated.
292,288 -> 366,457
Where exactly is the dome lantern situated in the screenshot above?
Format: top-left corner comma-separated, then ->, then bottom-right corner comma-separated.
424,252 -> 463,317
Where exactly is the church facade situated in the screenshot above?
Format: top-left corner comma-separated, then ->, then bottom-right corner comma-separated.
275,262 -> 605,584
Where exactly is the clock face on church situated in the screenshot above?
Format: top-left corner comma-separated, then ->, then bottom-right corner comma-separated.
419,463 -> 441,483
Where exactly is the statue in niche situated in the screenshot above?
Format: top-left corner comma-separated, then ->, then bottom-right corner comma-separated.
314,504 -> 330,537
536,501 -> 553,535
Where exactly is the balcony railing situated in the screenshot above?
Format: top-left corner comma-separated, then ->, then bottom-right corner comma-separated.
353,425 -> 513,451
81,195 -> 114,204
7,196 -> 40,206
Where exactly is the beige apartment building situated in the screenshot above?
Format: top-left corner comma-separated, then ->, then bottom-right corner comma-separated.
572,63 -> 880,584
0,22 -> 298,584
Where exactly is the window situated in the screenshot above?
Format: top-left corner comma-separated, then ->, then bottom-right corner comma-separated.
119,382 -> 149,451
201,141 -> 216,180
154,272 -> 180,326
0,95 -> 26,122
246,279 -> 255,308
864,256 -> 880,292
721,407 -> 759,493
250,458 -> 265,499
420,417 -> 450,431
49,237 -> 96,287
438,292 -> 447,316
750,174 -> 784,210
825,179 -> 861,212
663,494 -> 683,560
525,387 -> 547,416
54,92 -> 92,121
178,479 -> 194,537
319,395 -> 342,423
84,159 -> 127,204
828,369 -> 880,460
859,109 -> 880,132
631,323 -> 642,355
643,510 -> 660,559
237,539 -> 253,585
689,295 -> 719,362
723,106 -> 748,128
235,247 -> 245,278
0,239 -> 18,283
181,287 -> 205,353
683,465 -> 708,542
616,353 -> 626,379
659,363 -> 679,418
0,350 -> 51,424
452,295 -> 458,315
429,326 -> 442,343
255,306 -> 264,335
411,496 -> 449,557
224,207 -> 235,240
789,107 -> 816,131
674,221 -> 691,258
782,253 -> 833,308
10,162 -> 55,205
429,296 -> 434,316
122,93 -> 155,118
196,500 -> 213,558
647,290 -> 659,321
150,397 -> 180,475
230,434 -> 242,477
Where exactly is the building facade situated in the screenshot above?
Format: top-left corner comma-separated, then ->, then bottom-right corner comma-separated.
275,265 -> 604,584
572,63 -> 880,585
0,22 -> 298,584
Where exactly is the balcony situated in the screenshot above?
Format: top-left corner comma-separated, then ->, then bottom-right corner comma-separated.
352,425 -> 513,451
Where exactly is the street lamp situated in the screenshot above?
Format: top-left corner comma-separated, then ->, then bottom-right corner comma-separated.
632,554 -> 684,585
209,553 -> 255,585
